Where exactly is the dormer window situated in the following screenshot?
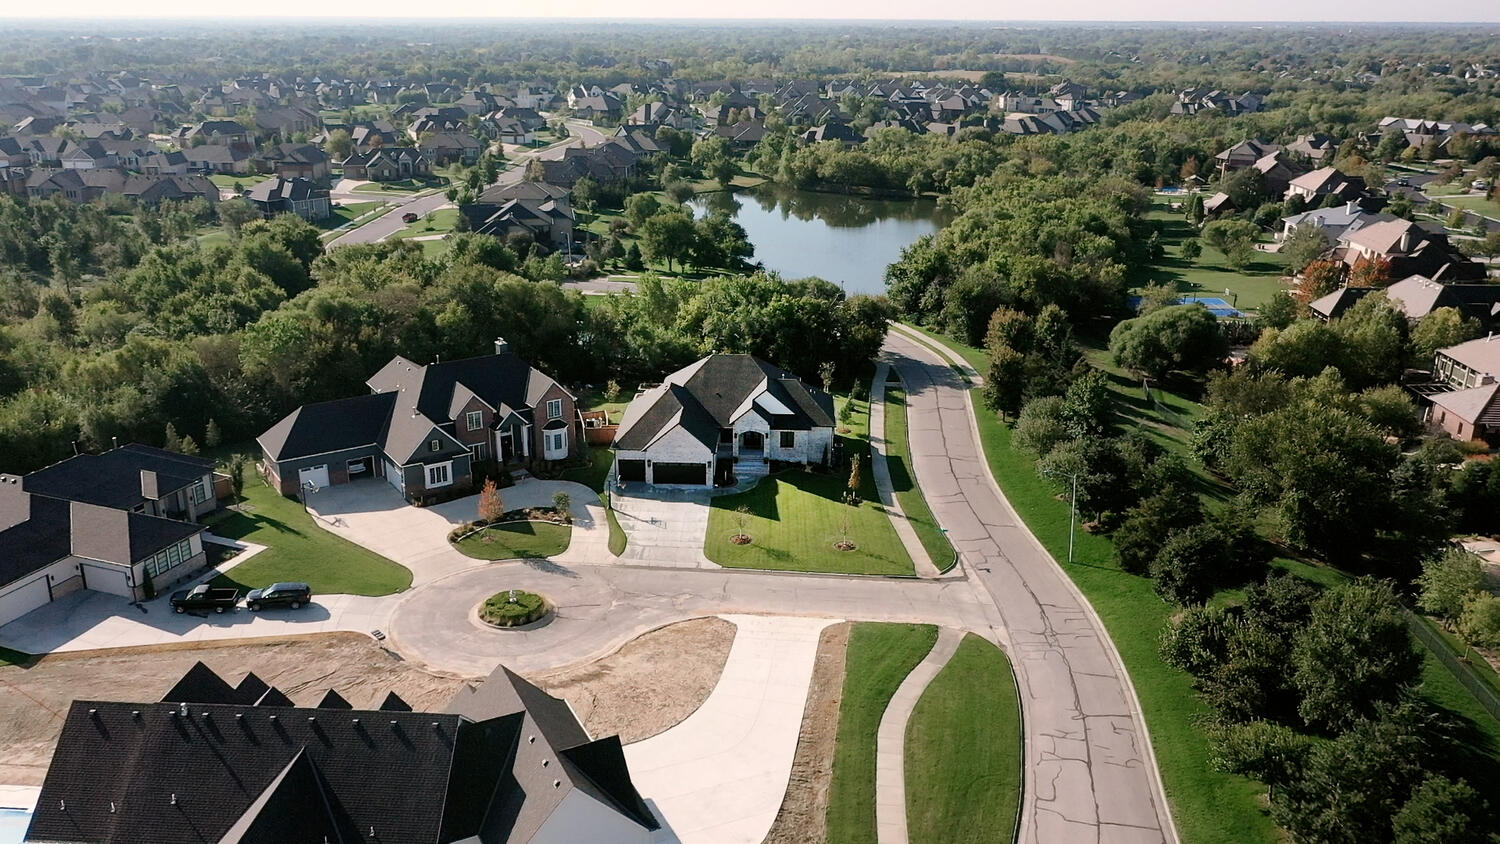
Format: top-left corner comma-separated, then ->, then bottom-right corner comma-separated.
430,439 -> 441,452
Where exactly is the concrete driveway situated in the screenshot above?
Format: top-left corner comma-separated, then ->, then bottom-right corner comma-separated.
611,490 -> 717,568
305,478 -> 610,583
0,587 -> 391,655
626,615 -> 837,844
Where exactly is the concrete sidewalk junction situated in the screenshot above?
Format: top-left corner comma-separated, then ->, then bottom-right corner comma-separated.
869,362 -> 942,578
626,614 -> 836,844
875,626 -> 963,844
885,326 -> 1177,844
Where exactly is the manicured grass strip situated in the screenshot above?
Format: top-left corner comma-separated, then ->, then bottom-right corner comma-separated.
206,481 -> 412,597
706,472 -> 915,575
451,521 -> 572,560
561,447 -> 613,493
828,623 -> 940,844
605,501 -> 627,557
884,385 -> 957,570
390,208 -> 462,240
905,634 -> 1022,844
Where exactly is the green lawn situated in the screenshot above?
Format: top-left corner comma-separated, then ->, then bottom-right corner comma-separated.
884,384 -> 957,571
205,481 -> 412,597
317,200 -> 385,233
390,208 -> 462,240
1142,202 -> 1289,310
197,229 -> 232,248
451,521 -> 572,560
905,634 -> 1023,844
208,173 -> 271,191
605,499 -> 627,556
828,623 -> 940,844
1436,193 -> 1500,220
560,447 -> 613,492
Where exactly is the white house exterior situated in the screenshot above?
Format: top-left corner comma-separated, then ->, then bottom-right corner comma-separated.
613,354 -> 836,487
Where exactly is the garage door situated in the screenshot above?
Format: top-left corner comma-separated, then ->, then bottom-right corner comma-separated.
652,462 -> 706,485
298,464 -> 330,490
0,576 -> 51,627
618,459 -> 646,482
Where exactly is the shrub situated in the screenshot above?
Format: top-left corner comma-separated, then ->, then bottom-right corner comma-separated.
479,590 -> 548,627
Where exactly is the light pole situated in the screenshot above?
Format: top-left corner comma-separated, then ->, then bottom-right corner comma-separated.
1042,467 -> 1081,564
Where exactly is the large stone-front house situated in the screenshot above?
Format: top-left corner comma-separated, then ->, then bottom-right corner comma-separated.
258,340 -> 581,503
0,445 -> 218,628
613,353 -> 835,487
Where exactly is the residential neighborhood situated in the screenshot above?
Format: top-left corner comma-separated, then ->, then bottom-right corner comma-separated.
1,17 -> 1500,844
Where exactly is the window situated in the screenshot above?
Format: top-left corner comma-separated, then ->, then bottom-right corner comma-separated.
427,462 -> 452,488
470,442 -> 488,461
544,430 -> 567,460
546,399 -> 562,420
466,410 -> 484,431
780,431 -> 796,449
429,439 -> 442,453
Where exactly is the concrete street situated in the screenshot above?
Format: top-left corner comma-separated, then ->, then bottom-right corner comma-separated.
325,188 -> 451,247
386,561 -> 1001,678
885,327 -> 1177,844
869,361 -> 941,577
627,615 -> 837,844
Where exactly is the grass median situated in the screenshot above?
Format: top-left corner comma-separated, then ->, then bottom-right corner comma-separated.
905,634 -> 1022,844
827,622 -> 939,844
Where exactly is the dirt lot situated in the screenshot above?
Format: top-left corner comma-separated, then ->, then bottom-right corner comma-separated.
764,622 -> 851,844
534,616 -> 736,743
0,619 -> 737,786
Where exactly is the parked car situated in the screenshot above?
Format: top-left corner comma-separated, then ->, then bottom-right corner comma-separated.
170,585 -> 240,614
245,582 -> 313,611
402,212 -> 418,223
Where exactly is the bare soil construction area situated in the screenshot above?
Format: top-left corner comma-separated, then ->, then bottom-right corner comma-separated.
0,618 -> 738,786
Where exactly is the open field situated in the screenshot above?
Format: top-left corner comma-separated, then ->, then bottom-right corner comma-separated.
826,623 -> 938,844
1143,200 -> 1290,310
206,480 -> 413,597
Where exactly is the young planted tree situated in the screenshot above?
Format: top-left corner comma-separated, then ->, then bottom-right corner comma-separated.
732,505 -> 752,545
479,478 -> 505,522
552,491 -> 572,523
846,453 -> 862,505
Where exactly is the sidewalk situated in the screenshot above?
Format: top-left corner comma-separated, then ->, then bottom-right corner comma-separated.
875,627 -> 963,844
869,362 -> 941,578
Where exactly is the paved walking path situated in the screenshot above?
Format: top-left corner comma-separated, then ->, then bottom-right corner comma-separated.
869,362 -> 941,578
875,626 -> 963,844
625,614 -> 837,844
884,326 -> 1177,844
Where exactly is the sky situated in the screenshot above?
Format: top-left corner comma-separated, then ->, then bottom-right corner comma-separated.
3,1 -> 1499,21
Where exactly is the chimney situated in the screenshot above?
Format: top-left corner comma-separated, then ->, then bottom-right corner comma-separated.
1345,200 -> 1357,215
494,337 -> 510,356
1398,228 -> 1412,253
140,469 -> 160,501
0,474 -> 29,532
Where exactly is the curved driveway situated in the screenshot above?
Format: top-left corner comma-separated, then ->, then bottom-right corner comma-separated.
884,328 -> 1176,844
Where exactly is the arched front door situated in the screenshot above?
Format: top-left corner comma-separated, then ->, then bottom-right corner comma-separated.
741,431 -> 764,452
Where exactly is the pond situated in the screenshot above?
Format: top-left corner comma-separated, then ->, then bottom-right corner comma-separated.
689,185 -> 952,296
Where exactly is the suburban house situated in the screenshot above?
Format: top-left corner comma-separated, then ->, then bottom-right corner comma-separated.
340,146 -> 429,181
1309,275 -> 1500,330
0,445 -> 217,628
1285,132 -> 1340,163
1279,203 -> 1395,244
613,353 -> 836,487
258,339 -> 580,503
1284,166 -> 1368,204
418,131 -> 484,166
246,176 -> 331,221
1213,138 -> 1281,175
1333,219 -> 1486,281
1428,381 -> 1500,445
1435,334 -> 1500,391
468,181 -> 575,248
253,142 -> 331,183
23,662 -> 660,843
182,142 -> 251,175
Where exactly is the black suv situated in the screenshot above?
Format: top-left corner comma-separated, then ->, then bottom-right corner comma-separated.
245,582 -> 313,611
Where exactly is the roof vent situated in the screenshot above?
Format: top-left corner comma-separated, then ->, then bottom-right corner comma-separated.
553,780 -> 561,789
170,794 -> 177,806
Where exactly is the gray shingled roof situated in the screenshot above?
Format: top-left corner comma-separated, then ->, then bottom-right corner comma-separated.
23,444 -> 211,511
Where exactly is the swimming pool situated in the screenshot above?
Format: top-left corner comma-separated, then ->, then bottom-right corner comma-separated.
0,807 -> 31,844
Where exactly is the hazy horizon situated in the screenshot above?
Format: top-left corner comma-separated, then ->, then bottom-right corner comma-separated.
2,5 -> 1499,23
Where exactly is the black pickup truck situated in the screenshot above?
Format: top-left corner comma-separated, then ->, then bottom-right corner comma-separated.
169,584 -> 241,614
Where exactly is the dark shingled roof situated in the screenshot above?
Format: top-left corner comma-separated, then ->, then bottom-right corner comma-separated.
256,392 -> 397,462
0,494 -> 71,587
125,511 -> 202,563
23,444 -> 212,511
615,354 -> 835,452
27,663 -> 659,844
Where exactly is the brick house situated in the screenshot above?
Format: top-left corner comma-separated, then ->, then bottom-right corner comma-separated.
258,339 -> 581,503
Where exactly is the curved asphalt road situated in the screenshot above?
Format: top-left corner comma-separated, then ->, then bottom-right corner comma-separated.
884,328 -> 1176,844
